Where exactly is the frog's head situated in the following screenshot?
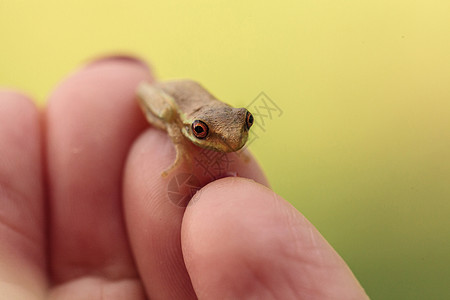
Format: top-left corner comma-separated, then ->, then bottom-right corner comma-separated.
182,107 -> 254,152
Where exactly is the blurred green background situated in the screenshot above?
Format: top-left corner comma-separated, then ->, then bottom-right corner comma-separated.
2,1 -> 450,298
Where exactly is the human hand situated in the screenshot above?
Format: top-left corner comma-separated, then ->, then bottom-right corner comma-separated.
0,57 -> 369,299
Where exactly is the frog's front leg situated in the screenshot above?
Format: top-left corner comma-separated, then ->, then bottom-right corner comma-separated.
161,143 -> 186,177
161,123 -> 190,177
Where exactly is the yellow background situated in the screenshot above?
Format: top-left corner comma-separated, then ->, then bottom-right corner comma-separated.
2,1 -> 450,298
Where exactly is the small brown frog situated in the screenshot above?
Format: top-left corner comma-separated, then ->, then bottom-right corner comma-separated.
137,80 -> 253,176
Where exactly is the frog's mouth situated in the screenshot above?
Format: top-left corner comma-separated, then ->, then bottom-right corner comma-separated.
188,134 -> 248,152
216,131 -> 249,152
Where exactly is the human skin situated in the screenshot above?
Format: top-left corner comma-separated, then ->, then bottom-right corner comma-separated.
0,57 -> 369,299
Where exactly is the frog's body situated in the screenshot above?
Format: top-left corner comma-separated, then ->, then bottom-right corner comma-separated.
137,80 -> 253,176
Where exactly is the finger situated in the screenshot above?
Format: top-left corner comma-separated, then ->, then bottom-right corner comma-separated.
123,128 -> 268,299
0,91 -> 46,299
181,178 -> 369,299
46,57 -> 151,296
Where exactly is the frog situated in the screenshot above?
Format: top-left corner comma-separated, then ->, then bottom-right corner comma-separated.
137,79 -> 254,176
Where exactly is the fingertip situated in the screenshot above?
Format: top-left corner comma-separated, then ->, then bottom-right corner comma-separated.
182,178 -> 368,299
0,89 -> 41,175
0,89 -> 43,202
84,53 -> 152,73
48,54 -> 153,108
0,89 -> 37,110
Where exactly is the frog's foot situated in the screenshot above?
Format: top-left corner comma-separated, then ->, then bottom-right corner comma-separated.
161,153 -> 182,177
161,143 -> 190,177
161,165 -> 176,177
235,148 -> 251,163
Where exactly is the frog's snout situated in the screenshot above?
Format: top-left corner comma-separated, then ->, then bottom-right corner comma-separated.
219,109 -> 250,152
220,131 -> 248,152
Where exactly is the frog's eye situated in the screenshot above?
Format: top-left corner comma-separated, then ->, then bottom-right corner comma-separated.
192,120 -> 209,139
246,111 -> 254,130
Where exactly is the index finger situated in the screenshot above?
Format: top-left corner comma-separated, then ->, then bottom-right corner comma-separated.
123,125 -> 268,298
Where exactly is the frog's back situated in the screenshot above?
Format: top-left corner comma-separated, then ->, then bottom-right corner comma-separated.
155,80 -> 227,117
